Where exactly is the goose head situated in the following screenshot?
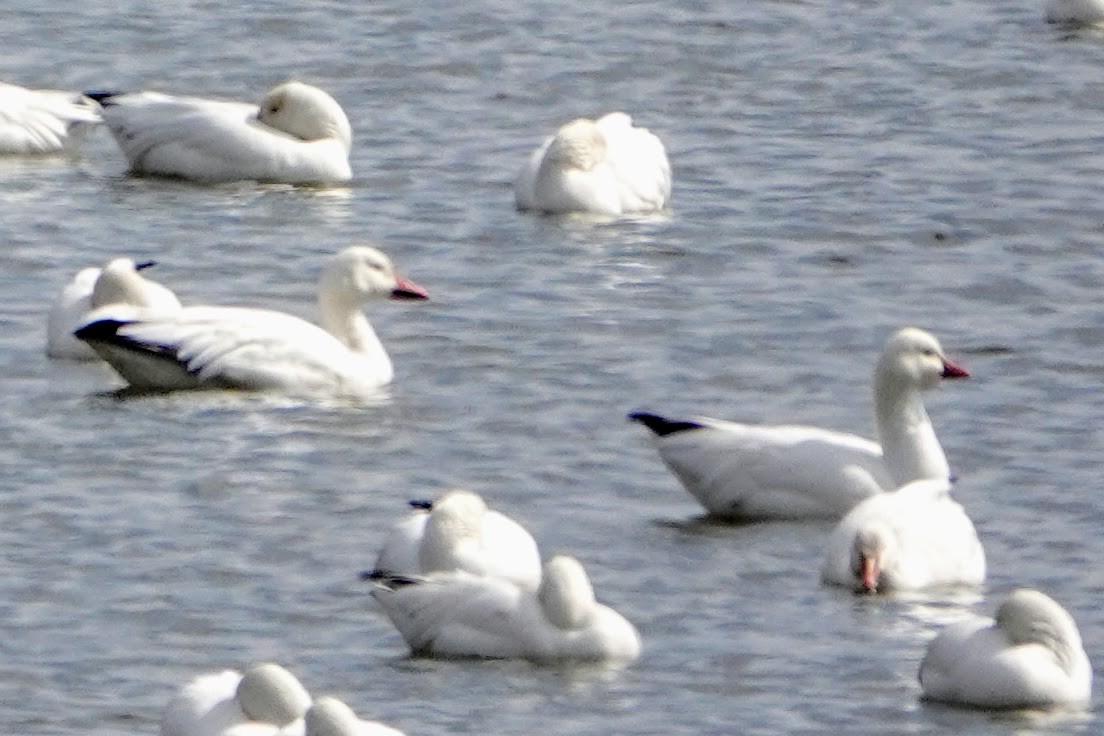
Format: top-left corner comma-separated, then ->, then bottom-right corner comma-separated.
318,246 -> 427,309
545,118 -> 607,172
304,696 -> 367,736
257,81 -> 352,152
875,327 -> 969,393
849,522 -> 897,594
995,589 -> 1083,672
418,490 -> 488,574
538,555 -> 597,630
90,258 -> 180,310
236,663 -> 312,727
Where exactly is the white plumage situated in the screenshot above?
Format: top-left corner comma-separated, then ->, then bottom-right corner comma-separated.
92,81 -> 352,184
515,112 -> 671,215
0,81 -> 101,154
920,589 -> 1092,708
371,555 -> 641,663
159,664 -> 311,736
46,258 -> 181,360
630,327 -> 969,520
370,490 -> 542,591
74,246 -> 426,398
820,477 -> 985,594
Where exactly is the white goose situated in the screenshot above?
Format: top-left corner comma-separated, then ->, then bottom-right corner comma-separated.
514,112 -> 671,215
74,245 -> 426,398
89,81 -> 352,184
46,257 -> 182,360
820,477 -> 985,593
919,589 -> 1092,708
303,697 -> 404,736
160,663 -> 312,736
370,555 -> 641,663
0,81 -> 101,154
1045,0 -> 1104,24
366,490 -> 543,591
630,327 -> 969,520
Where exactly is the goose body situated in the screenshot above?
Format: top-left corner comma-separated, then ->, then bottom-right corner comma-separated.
369,491 -> 542,591
371,555 -> 641,663
1045,0 -> 1104,23
46,258 -> 181,360
630,327 -> 968,520
91,82 -> 351,184
160,664 -> 312,736
820,477 -> 985,593
920,589 -> 1092,708
515,112 -> 670,215
74,246 -> 426,398
0,82 -> 101,154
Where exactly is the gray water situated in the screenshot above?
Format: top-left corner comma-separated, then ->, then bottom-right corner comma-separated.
1,0 -> 1102,734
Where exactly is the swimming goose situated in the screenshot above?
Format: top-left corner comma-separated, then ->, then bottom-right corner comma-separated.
515,112 -> 671,215
367,490 -> 542,591
89,81 -> 351,184
820,477 -> 985,593
370,555 -> 641,662
630,327 -> 968,520
0,81 -> 101,154
919,589 -> 1092,708
160,663 -> 312,736
46,258 -> 181,360
74,245 -> 426,397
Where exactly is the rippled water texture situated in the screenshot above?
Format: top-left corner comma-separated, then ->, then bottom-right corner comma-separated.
1,1 -> 1103,734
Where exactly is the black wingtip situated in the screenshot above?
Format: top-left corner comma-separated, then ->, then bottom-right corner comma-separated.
361,570 -> 421,589
73,318 -> 128,343
407,499 -> 433,510
84,90 -> 125,105
628,411 -> 706,437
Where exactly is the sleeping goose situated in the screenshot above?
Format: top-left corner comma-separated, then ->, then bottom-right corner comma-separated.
89,81 -> 351,184
0,81 -> 101,154
370,555 -> 641,663
819,477 -> 985,594
303,697 -> 404,736
160,663 -> 311,736
515,112 -> 671,215
919,589 -> 1092,708
630,327 -> 968,520
74,245 -> 426,398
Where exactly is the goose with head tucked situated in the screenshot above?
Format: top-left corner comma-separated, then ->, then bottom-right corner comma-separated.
366,490 -> 542,591
630,327 -> 969,520
370,555 -> 641,663
160,663 -> 312,736
46,257 -> 181,360
303,697 -> 404,736
88,81 -> 351,184
515,112 -> 671,215
820,476 -> 985,594
919,589 -> 1092,709
0,81 -> 101,154
74,245 -> 426,398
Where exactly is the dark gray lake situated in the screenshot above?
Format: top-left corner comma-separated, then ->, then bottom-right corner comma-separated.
1,1 -> 1102,734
